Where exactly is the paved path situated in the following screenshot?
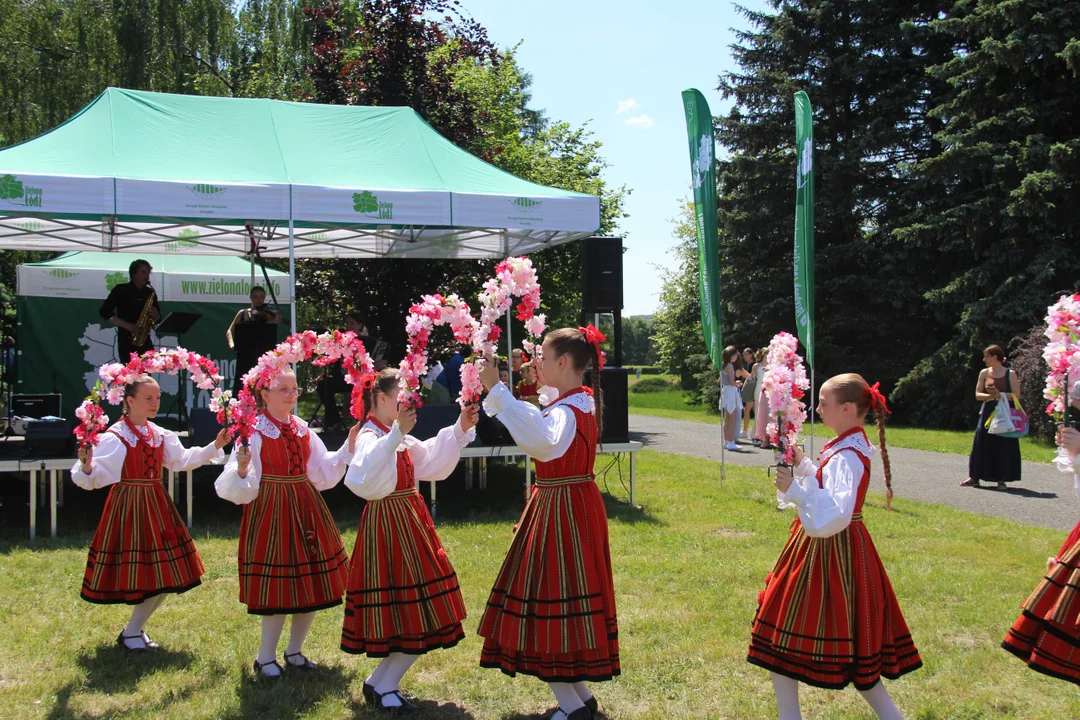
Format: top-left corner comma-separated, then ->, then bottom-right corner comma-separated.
629,414 -> 1077,532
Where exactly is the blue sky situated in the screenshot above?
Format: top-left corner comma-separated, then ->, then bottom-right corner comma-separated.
463,0 -> 769,316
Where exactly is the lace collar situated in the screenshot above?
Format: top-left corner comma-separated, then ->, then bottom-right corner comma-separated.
819,427 -> 876,464
111,419 -> 163,448
545,387 -> 595,416
255,413 -> 308,439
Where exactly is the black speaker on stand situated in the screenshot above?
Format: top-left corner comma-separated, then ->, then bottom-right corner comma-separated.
581,236 -> 624,315
583,368 -> 629,444
580,237 -> 627,443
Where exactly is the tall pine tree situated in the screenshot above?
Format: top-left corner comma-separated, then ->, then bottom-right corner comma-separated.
714,0 -> 953,397
892,0 -> 1080,426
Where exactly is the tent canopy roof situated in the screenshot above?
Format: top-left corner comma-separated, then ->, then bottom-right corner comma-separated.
0,88 -> 600,258
25,251 -> 289,276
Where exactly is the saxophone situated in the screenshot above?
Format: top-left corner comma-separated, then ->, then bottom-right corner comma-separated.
131,289 -> 156,347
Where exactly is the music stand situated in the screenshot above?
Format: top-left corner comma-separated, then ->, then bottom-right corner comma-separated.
156,312 -> 202,427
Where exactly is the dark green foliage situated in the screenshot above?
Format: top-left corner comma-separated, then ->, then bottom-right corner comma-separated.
1010,323 -> 1055,442
713,0 -> 953,408
629,376 -> 673,394
0,0 -> 625,357
681,354 -> 722,416
891,0 -> 1080,426
655,0 -> 1079,428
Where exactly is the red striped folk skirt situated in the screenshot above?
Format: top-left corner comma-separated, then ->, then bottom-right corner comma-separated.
1002,519 -> 1080,685
82,478 -> 204,604
747,514 -> 922,690
237,474 -> 349,615
478,476 -> 620,682
341,487 -> 466,656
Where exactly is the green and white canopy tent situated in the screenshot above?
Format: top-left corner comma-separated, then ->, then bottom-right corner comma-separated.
0,87 -> 600,262
0,87 -> 601,397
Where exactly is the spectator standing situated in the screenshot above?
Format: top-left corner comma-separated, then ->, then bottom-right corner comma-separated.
964,345 -> 1022,489
740,347 -> 757,439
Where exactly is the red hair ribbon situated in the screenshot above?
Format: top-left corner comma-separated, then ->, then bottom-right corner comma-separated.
869,382 -> 890,415
578,324 -> 607,372
360,374 -> 377,390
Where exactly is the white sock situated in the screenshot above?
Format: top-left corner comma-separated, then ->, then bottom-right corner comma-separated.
374,652 -> 418,695
572,681 -> 594,705
859,682 -> 903,720
121,597 -> 161,648
771,672 -> 802,720
257,615 -> 287,674
549,682 -> 585,714
367,656 -> 395,689
285,612 -> 316,659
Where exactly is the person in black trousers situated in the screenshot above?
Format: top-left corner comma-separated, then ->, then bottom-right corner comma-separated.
99,259 -> 160,362
964,344 -> 1022,489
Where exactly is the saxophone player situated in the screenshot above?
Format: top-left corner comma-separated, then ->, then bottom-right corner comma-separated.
99,259 -> 161,362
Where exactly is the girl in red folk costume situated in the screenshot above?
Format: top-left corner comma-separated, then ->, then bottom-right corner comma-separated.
477,326 -> 618,720
1002,424 -> 1080,684
341,369 -> 478,711
215,370 -> 359,678
73,376 -> 229,651
748,374 -> 921,720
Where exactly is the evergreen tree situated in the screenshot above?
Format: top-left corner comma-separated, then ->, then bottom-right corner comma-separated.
714,0 -> 953,396
892,0 -> 1080,426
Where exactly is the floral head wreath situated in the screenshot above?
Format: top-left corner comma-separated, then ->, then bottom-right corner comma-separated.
399,294 -> 480,408
398,257 -> 548,409
209,330 -> 373,443
75,348 -> 222,447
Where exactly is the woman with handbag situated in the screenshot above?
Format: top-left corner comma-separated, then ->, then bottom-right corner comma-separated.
963,345 -> 1022,488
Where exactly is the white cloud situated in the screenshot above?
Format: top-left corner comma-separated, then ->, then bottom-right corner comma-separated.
615,98 -> 639,115
625,114 -> 655,129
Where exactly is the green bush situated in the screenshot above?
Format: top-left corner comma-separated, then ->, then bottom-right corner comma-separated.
630,377 -> 675,394
682,354 -> 721,413
626,365 -> 663,375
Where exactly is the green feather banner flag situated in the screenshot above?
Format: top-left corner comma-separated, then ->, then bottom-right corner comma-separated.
793,91 -> 815,368
681,89 -> 722,371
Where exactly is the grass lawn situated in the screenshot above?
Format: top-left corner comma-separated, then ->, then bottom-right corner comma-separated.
629,388 -> 1058,463
1,451 -> 1077,718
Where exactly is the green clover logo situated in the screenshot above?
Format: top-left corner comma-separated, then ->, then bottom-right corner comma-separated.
0,174 -> 24,201
353,191 -> 379,214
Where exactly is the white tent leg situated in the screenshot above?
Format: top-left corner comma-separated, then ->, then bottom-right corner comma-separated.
288,219 -> 296,335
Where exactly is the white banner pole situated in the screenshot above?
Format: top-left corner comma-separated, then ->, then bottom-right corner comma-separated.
288,218 -> 296,336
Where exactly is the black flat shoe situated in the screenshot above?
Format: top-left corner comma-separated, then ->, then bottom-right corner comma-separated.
363,682 -> 378,705
116,631 -> 149,652
551,708 -> 592,720
140,631 -> 160,650
253,658 -> 285,678
284,651 -> 318,670
584,696 -> 599,717
373,688 -> 419,713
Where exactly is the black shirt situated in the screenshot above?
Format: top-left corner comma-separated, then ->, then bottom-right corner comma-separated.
99,282 -> 159,338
